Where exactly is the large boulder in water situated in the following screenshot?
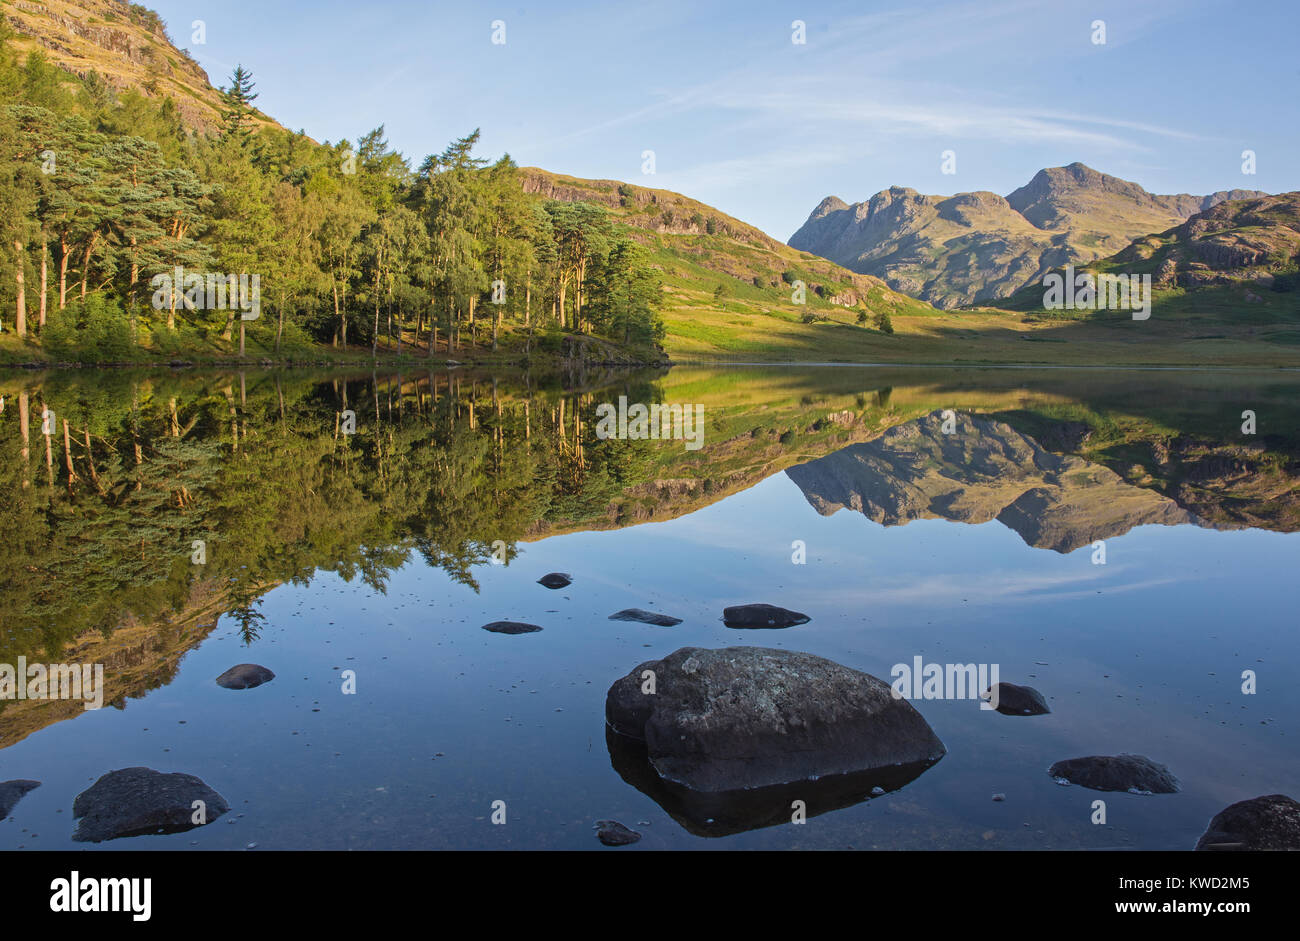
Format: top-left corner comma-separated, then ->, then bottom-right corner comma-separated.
1195,794 -> 1300,850
606,646 -> 945,793
721,604 -> 810,629
72,767 -> 230,842
215,663 -> 275,690
1048,754 -> 1179,794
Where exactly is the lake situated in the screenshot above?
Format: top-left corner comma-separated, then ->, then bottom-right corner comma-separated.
1,365 -> 1296,850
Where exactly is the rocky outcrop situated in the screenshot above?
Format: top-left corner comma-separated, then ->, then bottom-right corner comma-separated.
785,411 -> 1202,552
789,162 -> 1268,307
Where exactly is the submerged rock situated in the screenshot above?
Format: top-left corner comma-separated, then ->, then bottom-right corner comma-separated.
215,664 -> 275,690
986,682 -> 1050,716
72,767 -> 230,842
721,603 -> 810,629
481,621 -> 543,635
1196,794 -> 1300,850
0,780 -> 40,818
606,727 -> 929,837
537,573 -> 572,589
609,608 -> 683,627
595,820 -> 642,846
1048,754 -> 1179,794
606,646 -> 945,793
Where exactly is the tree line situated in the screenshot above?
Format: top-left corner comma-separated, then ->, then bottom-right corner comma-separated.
0,26 -> 665,360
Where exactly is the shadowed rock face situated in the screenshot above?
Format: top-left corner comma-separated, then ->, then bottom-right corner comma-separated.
606,646 -> 945,795
1196,794 -> 1300,851
72,767 -> 230,842
785,411 -> 1203,552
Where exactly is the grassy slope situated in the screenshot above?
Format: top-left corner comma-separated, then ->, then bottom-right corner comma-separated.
1,0 -> 279,132
525,170 -> 1300,366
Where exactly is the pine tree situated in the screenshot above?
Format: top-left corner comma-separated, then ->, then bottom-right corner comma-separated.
220,65 -> 259,143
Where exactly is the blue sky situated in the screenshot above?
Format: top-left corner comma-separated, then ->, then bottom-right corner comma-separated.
150,0 -> 1299,239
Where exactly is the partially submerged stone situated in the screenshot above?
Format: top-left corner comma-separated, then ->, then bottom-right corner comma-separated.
72,767 -> 230,842
609,608 -> 683,627
215,663 -> 275,690
1048,754 -> 1179,794
1195,794 -> 1300,851
986,682 -> 1050,716
537,573 -> 572,589
595,820 -> 642,846
481,621 -> 543,635
606,646 -> 945,793
721,603 -> 810,629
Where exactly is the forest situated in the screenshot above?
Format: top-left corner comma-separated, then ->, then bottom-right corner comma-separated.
0,23 -> 666,362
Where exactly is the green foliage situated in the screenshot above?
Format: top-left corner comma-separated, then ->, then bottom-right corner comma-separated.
42,295 -> 133,362
0,32 -> 663,363
874,310 -> 894,334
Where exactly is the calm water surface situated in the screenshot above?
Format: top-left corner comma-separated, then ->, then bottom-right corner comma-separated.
1,366 -> 1296,849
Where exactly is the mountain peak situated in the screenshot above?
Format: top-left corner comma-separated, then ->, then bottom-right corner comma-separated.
811,196 -> 848,219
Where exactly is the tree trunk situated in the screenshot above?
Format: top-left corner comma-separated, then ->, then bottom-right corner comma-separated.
13,240 -> 26,338
38,240 -> 47,328
79,231 -> 98,301
19,391 -> 30,489
58,235 -> 68,310
332,276 -> 341,347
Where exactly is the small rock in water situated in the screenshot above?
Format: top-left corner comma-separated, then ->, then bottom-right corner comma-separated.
1046,754 -> 1179,794
985,682 -> 1050,716
0,780 -> 40,818
537,573 -> 572,589
992,793 -> 1006,802
481,621 -> 543,635
870,786 -> 886,797
215,664 -> 275,690
595,820 -> 641,846
721,603 -> 810,629
609,608 -> 683,627
1195,794 -> 1300,851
